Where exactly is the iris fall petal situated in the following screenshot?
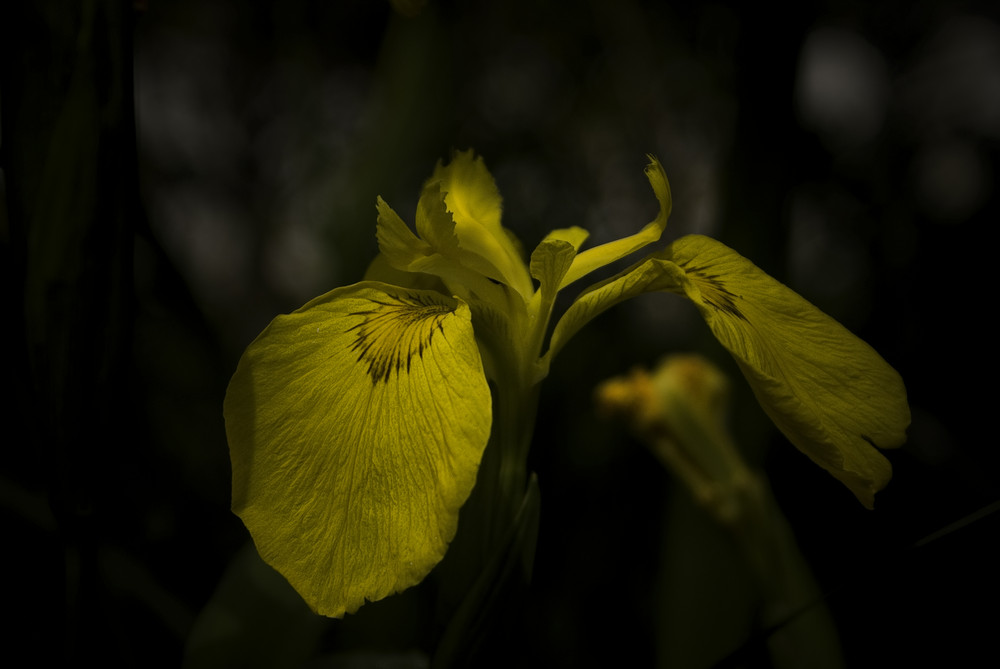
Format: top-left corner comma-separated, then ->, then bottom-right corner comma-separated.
224,282 -> 492,616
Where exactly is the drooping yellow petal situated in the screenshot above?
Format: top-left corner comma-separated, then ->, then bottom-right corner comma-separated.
420,150 -> 534,300
558,155 -> 672,290
224,282 -> 492,617
550,233 -> 909,507
658,235 -> 910,508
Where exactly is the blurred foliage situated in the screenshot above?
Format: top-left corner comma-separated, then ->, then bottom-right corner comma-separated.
2,0 -> 998,666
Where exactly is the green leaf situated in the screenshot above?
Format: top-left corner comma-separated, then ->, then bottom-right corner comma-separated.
432,475 -> 541,669
183,543 -> 328,669
224,282 -> 492,617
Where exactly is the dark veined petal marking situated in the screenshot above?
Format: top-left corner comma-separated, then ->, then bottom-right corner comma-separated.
679,263 -> 747,321
346,292 -> 452,384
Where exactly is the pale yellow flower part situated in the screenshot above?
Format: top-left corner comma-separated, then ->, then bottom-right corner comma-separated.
225,151 -> 910,624
558,156 -> 672,289
658,235 -> 910,508
420,151 -> 535,300
224,282 -> 491,617
529,227 -> 589,299
375,192 -> 508,307
549,234 -> 908,507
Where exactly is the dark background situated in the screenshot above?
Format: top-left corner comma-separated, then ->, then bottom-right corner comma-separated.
3,0 -> 998,666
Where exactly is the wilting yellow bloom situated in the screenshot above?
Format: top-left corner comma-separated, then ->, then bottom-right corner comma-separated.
224,150 -> 909,618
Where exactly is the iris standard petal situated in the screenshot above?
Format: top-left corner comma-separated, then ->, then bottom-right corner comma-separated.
421,150 -> 534,300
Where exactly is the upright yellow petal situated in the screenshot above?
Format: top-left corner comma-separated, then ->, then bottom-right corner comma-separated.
529,226 -> 590,298
224,282 -> 491,617
376,195 -> 509,307
421,150 -> 534,300
659,235 -> 910,508
558,155 -> 672,289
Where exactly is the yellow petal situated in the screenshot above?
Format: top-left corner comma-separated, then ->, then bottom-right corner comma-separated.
375,195 -> 435,269
421,150 -> 534,300
547,255 -> 688,360
224,282 -> 492,616
361,252 -> 446,293
376,195 -> 508,307
558,155 -> 672,289
659,235 -> 910,508
529,229 -> 588,300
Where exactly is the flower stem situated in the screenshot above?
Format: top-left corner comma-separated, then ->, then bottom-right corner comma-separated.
430,378 -> 540,667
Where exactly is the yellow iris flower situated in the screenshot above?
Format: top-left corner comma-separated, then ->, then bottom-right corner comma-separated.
224,151 -> 909,617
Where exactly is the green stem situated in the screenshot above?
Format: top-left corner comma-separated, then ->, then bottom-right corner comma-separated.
487,381 -> 540,549
430,378 -> 540,667
430,286 -> 551,664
